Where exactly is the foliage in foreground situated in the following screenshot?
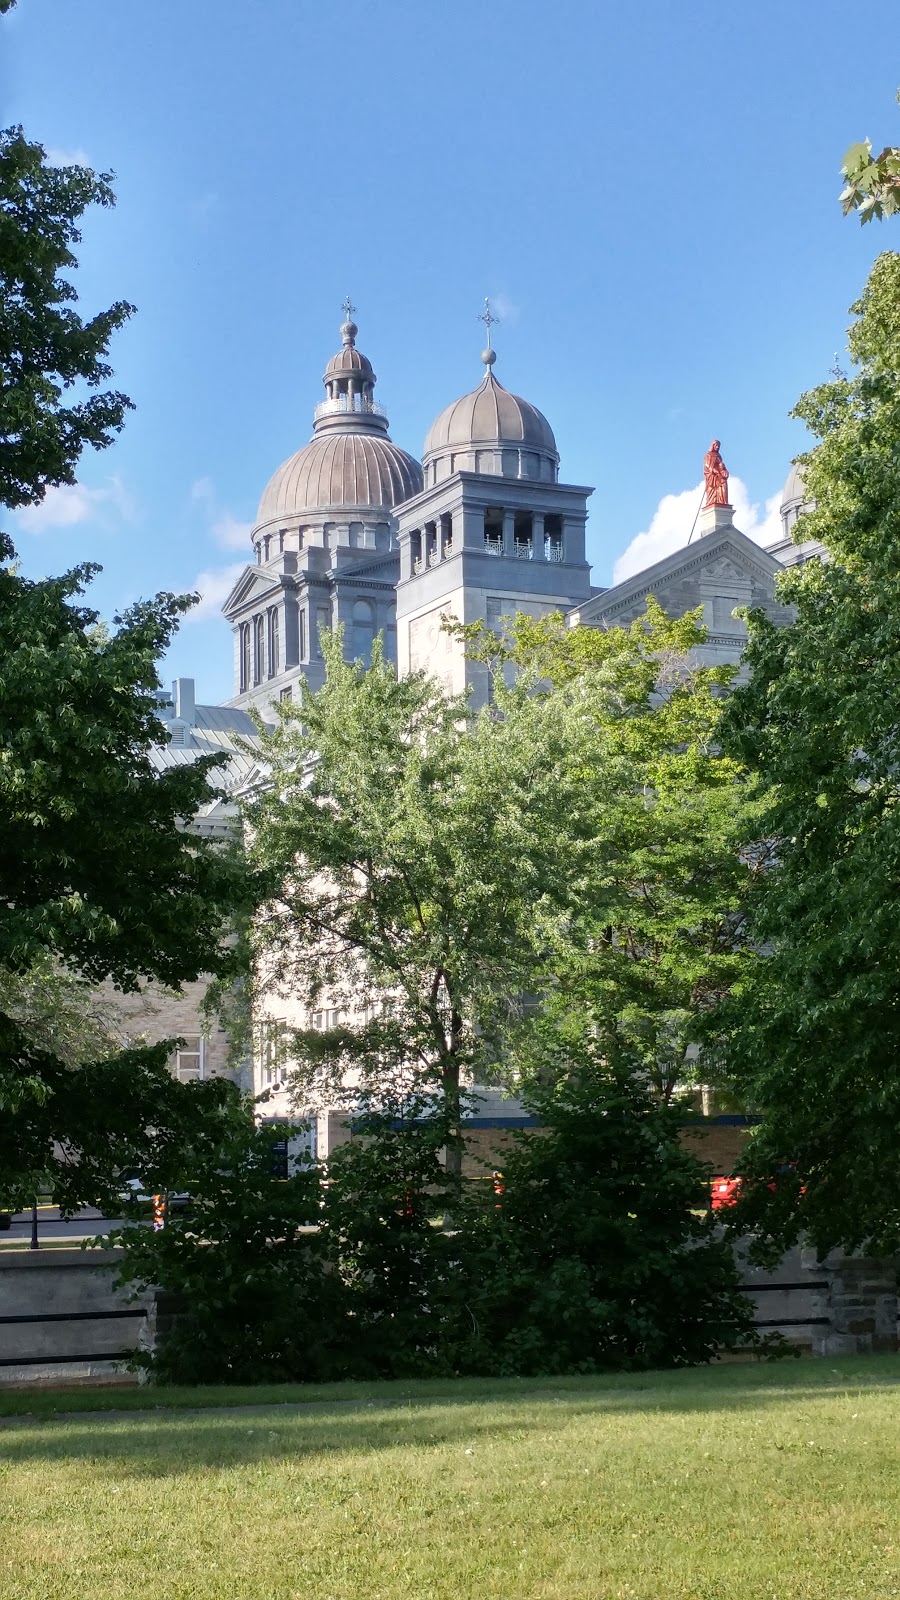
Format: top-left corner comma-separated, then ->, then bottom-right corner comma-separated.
840,92 -> 900,224
0,129 -> 252,1208
115,1062 -> 755,1386
0,127 -> 134,512
719,251 -> 900,1257
458,603 -> 760,1105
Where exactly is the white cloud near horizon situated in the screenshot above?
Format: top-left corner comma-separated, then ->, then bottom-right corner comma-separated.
179,478 -> 254,623
212,513 -> 254,550
14,476 -> 134,534
183,562 -> 246,622
612,476 -> 783,584
45,146 -> 92,169
189,477 -> 253,551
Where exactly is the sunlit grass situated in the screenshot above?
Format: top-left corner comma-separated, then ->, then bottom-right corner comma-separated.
1,1358 -> 900,1598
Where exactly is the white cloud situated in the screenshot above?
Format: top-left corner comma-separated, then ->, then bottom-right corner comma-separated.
190,476 -> 215,505
188,477 -> 252,551
212,513 -> 253,551
612,476 -> 783,584
44,146 -> 91,169
14,476 -> 134,534
183,563 -> 245,622
486,292 -> 520,328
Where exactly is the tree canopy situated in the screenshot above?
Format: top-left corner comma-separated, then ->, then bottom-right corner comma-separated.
0,127 -> 134,514
458,603 -> 758,1104
244,629 -> 594,1177
0,131 -> 248,1208
719,251 -> 900,1256
841,102 -> 900,224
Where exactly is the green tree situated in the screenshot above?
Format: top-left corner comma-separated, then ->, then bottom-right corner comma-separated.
719,251 -> 900,1256
243,630 -> 594,1181
459,602 -> 758,1104
461,1028 -> 756,1374
0,128 -> 134,512
841,96 -> 900,224
0,132 -> 249,1207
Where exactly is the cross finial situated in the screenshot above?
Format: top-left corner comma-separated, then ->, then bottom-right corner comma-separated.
479,297 -> 497,343
342,296 -> 357,323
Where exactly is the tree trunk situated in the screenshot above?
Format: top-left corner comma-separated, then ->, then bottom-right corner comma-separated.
442,1005 -> 465,1188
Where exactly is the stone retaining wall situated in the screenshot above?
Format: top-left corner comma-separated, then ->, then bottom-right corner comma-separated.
0,1249 -> 149,1387
0,1239 -> 895,1385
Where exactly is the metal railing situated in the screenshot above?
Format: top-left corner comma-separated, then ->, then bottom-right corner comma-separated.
313,397 -> 388,422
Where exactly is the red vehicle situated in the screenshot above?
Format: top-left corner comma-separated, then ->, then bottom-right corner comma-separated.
710,1163 -> 801,1210
710,1175 -> 742,1210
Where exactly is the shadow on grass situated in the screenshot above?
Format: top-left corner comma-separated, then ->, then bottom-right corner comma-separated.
3,1357 -> 900,1476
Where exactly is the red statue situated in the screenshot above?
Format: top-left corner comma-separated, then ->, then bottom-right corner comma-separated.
703,439 -> 730,509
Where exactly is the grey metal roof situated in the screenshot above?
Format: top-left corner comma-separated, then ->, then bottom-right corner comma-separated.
324,346 -> 375,378
255,431 -> 423,525
423,370 -> 557,461
781,463 -> 807,509
150,702 -> 264,796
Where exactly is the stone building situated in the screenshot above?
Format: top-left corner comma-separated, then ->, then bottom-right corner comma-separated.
215,310 -> 818,1152
101,680 -> 261,1090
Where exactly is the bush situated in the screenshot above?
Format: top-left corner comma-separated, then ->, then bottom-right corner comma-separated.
114,1109 -> 340,1385
458,1047 -> 755,1375
117,1065 -> 754,1384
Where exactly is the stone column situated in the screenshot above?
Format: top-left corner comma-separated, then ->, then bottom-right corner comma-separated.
532,511 -> 545,561
806,1250 -> 899,1355
462,506 -> 486,550
502,509 -> 516,556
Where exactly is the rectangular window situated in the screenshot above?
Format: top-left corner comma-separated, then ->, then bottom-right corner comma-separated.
173,1035 -> 204,1082
316,606 -> 331,656
258,1020 -> 286,1088
279,686 -> 292,703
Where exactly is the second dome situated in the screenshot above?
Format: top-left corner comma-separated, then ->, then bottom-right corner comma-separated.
423,360 -> 559,485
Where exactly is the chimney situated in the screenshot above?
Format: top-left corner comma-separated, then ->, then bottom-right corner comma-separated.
171,678 -> 196,725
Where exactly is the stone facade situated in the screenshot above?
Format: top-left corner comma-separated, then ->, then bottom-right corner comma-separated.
189,314 -> 822,1124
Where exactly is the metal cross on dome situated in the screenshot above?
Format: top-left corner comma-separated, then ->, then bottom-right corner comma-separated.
342,296 -> 357,322
479,297 -> 498,344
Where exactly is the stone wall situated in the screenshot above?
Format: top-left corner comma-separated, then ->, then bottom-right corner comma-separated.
0,1249 -> 150,1387
0,1239 -> 894,1386
99,976 -> 241,1086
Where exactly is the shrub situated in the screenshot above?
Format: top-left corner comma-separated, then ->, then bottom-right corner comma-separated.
459,1045 -> 755,1374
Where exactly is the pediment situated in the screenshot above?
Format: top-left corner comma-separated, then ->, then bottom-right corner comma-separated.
221,566 -> 281,616
573,526 -> 784,627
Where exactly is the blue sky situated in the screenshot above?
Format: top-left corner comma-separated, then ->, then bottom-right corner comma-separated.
3,0 -> 897,703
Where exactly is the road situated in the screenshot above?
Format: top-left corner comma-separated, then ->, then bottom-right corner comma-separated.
2,1206 -> 136,1245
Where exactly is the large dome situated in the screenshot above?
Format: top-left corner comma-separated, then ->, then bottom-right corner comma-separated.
424,369 -> 557,461
256,432 -> 422,529
252,313 -> 423,534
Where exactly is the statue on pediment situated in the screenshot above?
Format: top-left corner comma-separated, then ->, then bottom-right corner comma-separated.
703,439 -> 730,508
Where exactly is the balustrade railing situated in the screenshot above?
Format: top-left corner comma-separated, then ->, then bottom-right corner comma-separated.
314,397 -> 388,422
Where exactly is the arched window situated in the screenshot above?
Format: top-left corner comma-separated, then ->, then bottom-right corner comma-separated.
239,623 -> 251,693
351,599 -> 376,666
253,614 -> 265,685
267,607 -> 279,677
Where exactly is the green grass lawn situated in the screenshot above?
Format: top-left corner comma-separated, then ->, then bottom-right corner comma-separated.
2,1358 -> 900,1598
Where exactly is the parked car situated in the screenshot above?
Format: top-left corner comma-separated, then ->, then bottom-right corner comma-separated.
710,1163 -> 802,1211
117,1171 -> 192,1215
0,1208 -> 11,1232
710,1175 -> 743,1210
